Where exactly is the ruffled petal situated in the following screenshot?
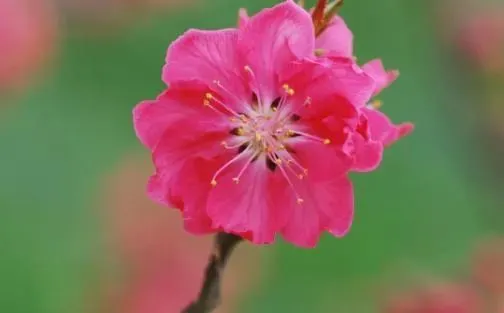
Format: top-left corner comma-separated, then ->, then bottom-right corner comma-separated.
133,81 -> 228,150
238,0 -> 315,102
281,57 -> 375,109
206,157 -> 284,244
275,173 -> 354,248
316,16 -> 353,57
364,107 -> 414,146
350,133 -> 384,172
163,29 -> 249,107
362,59 -> 399,96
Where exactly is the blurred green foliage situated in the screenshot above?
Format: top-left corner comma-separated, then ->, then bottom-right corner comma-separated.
0,0 -> 498,312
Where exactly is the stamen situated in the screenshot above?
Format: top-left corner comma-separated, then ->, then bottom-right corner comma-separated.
210,146 -> 251,186
282,84 -> 295,96
274,156 -> 304,205
244,65 -> 265,110
221,140 -> 247,150
278,96 -> 311,125
370,99 -> 383,109
232,152 -> 259,184
203,99 -> 229,117
289,129 -> 331,145
205,92 -> 241,118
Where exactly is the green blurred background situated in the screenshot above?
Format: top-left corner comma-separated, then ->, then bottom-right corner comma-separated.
1,0 -> 503,312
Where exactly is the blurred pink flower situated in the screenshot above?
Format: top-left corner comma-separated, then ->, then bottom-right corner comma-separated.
133,0 -> 391,247
472,236 -> 504,296
455,7 -> 504,73
382,283 -> 483,313
99,154 -> 260,313
0,0 -> 57,92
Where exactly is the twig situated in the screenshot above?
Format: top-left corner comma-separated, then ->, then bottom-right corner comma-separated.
181,232 -> 243,313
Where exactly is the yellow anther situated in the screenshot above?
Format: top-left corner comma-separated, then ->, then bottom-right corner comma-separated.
232,177 -> 240,184
275,159 -> 283,165
255,132 -> 262,141
352,56 -> 358,62
371,100 -> 383,109
279,144 -> 286,150
205,93 -> 213,100
287,129 -> 295,136
236,128 -> 244,136
203,100 -> 211,106
282,84 -> 295,96
297,198 -> 304,205
272,107 -> 278,112
314,48 -> 326,57
210,180 -> 217,187
323,139 -> 331,145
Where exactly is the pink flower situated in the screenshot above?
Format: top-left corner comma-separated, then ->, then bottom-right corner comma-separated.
133,0 -> 407,247
382,283 -> 483,313
472,236 -> 504,296
0,0 -> 57,92
240,1 -> 413,173
455,7 -> 504,73
99,155 -> 259,313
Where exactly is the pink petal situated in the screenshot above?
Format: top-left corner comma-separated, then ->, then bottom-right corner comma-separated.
286,136 -> 354,180
237,8 -> 249,29
350,133 -> 384,172
282,57 -> 375,109
147,124 -> 228,211
364,107 -> 414,146
362,59 -> 399,96
238,0 -> 315,102
277,175 -> 354,248
162,29 -> 249,108
316,16 -> 353,57
207,158 -> 284,244
133,82 -> 228,150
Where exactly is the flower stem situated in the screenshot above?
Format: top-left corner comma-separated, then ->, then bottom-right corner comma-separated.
182,232 -> 243,313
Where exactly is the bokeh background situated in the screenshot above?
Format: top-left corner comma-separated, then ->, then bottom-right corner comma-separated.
1,0 -> 503,312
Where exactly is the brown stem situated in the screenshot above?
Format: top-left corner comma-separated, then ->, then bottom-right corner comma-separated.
181,232 -> 243,313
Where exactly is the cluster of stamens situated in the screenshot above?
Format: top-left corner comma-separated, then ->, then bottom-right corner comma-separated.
202,66 -> 332,205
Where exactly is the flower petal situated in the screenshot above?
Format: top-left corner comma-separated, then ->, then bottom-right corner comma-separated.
282,57 -> 375,109
237,8 -> 249,29
362,59 -> 399,96
207,157 -> 284,244
350,133 -> 384,172
277,174 -> 354,248
162,29 -> 249,107
238,0 -> 315,102
133,81 -> 228,150
316,16 -> 353,57
364,107 -> 414,146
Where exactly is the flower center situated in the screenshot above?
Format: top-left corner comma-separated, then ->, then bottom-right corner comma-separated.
202,66 -> 331,204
